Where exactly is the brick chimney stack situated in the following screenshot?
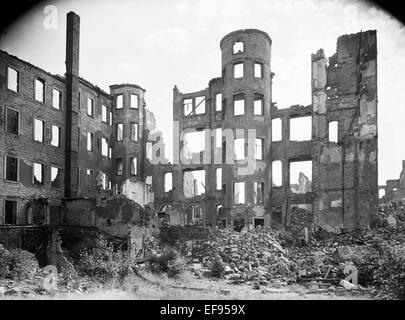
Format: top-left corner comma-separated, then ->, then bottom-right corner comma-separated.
64,12 -> 80,197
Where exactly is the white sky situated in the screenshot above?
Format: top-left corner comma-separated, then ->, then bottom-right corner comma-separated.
1,0 -> 405,185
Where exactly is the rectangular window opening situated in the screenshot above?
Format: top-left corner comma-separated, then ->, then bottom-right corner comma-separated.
6,156 -> 18,181
102,105 -> 108,123
34,119 -> 44,142
254,63 -> 263,78
130,94 -> 138,109
116,123 -> 123,141
33,163 -> 44,185
164,172 -> 173,192
253,182 -> 264,204
51,125 -> 61,147
328,121 -> 339,143
7,67 -> 19,92
234,63 -> 244,78
272,160 -> 282,187
216,168 -> 222,190
290,116 -> 312,141
215,93 -> 222,112
233,181 -> 245,204
130,157 -> 137,175
35,78 -> 45,102
116,94 -> 123,109
290,160 -> 312,194
51,166 -> 61,188
5,200 -> 17,225
6,108 -> 19,135
87,97 -> 94,116
116,158 -> 123,176
254,94 -> 264,115
87,132 -> 93,151
52,88 -> 62,109
130,123 -> 138,141
255,138 -> 264,160
183,169 -> 205,198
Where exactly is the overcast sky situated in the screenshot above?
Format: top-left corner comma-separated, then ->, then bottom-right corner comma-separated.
1,0 -> 404,185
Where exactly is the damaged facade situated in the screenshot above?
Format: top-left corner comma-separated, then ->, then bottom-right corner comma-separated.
379,160 -> 405,202
0,12 -> 158,230
168,29 -> 378,232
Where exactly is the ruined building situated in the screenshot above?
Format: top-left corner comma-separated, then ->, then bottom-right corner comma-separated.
163,28 -> 378,232
0,12 -> 158,230
379,160 -> 405,202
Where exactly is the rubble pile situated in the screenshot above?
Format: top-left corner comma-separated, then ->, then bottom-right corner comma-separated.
189,227 -> 298,285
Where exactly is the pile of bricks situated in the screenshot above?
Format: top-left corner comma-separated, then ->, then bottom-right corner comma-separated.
190,227 -> 297,285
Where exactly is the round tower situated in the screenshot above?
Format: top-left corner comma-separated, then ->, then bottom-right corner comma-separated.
109,84 -> 146,190
219,29 -> 272,227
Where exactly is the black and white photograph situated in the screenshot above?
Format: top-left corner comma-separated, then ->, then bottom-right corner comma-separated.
0,0 -> 404,306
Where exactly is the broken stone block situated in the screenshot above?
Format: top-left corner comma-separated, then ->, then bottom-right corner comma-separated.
339,279 -> 357,290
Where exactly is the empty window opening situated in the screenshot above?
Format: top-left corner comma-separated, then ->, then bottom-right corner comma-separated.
215,93 -> 222,112
291,203 -> 312,211
272,208 -> 282,228
7,67 -> 19,92
379,189 -> 385,198
234,138 -> 245,160
130,94 -> 138,109
130,157 -> 137,175
215,128 -> 222,148
101,172 -> 107,190
130,123 -> 138,141
51,166 -> 61,188
253,181 -> 264,204
234,62 -> 244,78
254,63 -> 263,78
87,97 -> 94,116
233,41 -> 244,54
5,200 -> 17,225
219,218 -> 226,229
222,141 -> 227,164
290,116 -> 312,141
102,105 -> 108,123
146,175 -> 152,186
272,160 -> 282,187
233,217 -> 245,232
35,78 -> 45,102
6,156 -> 18,181
254,94 -> 264,115
109,111 -> 113,125
87,132 -> 93,151
86,169 -> 94,190
52,88 -> 61,109
233,181 -> 245,204
195,96 -> 206,114
290,161 -> 312,194
109,147 -> 112,159
328,121 -> 339,143
6,108 -> 19,135
51,125 -> 61,147
254,218 -> 265,228
272,118 -> 282,141
33,163 -> 44,185
216,204 -> 223,217
116,123 -> 123,141
216,168 -> 222,190
183,169 -> 205,198
146,142 -> 153,160
234,94 -> 245,116
183,98 -> 193,115
101,137 -> 108,156
222,98 -> 226,120
183,130 -> 205,159
255,138 -> 264,160
116,94 -> 123,109
34,118 -> 44,142
164,172 -> 173,192
116,158 -> 123,175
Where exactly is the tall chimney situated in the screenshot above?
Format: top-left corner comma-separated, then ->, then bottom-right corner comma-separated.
64,12 -> 80,197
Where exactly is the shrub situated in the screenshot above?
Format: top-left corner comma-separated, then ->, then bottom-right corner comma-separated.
0,246 -> 39,280
147,247 -> 186,278
211,259 -> 225,278
77,236 -> 133,284
360,238 -> 405,299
